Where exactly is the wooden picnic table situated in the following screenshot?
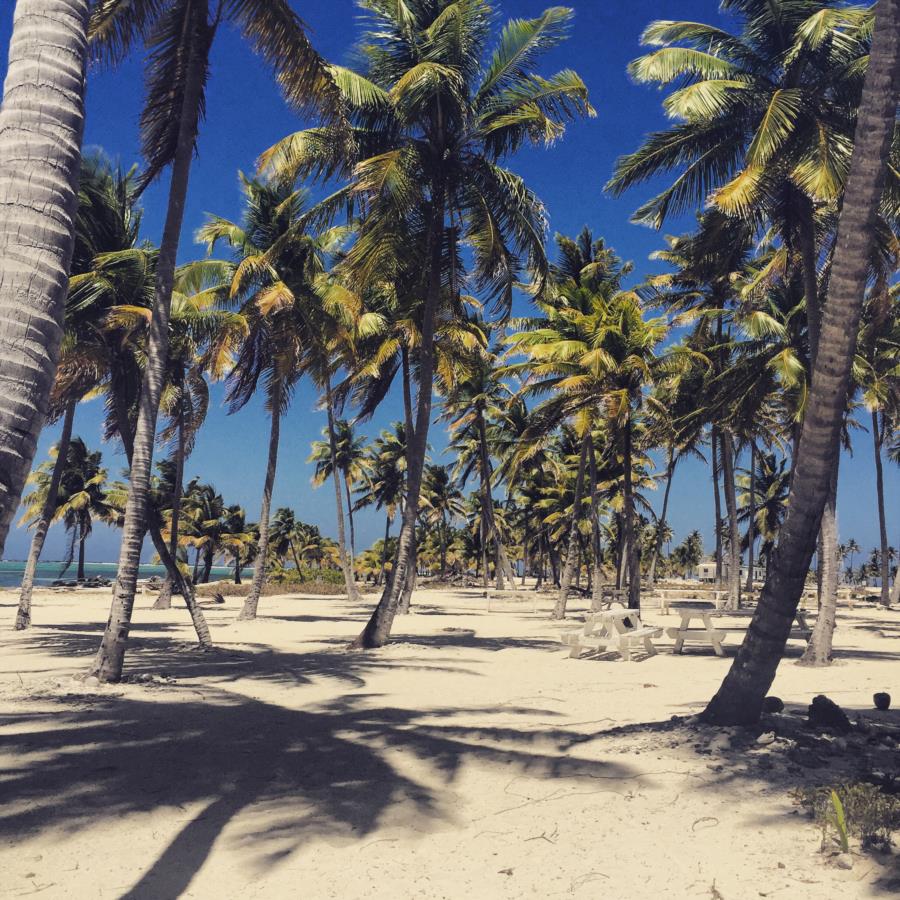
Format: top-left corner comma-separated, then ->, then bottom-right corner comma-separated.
561,609 -> 662,662
667,602 -> 813,656
655,588 -> 729,614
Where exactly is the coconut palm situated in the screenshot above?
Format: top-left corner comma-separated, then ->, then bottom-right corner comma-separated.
220,505 -> 256,584
421,464 -> 466,580
264,0 -> 593,648
0,1 -> 91,555
309,419 -> 372,577
703,0 -> 900,723
87,0 -> 340,681
20,438 -> 111,584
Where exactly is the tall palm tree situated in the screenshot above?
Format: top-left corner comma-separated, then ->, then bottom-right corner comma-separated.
197,175 -> 347,620
20,437 -> 110,584
0,0 -> 90,555
87,0 -> 339,681
703,0 -> 900,723
265,1 -> 592,648
220,505 -> 255,584
441,323 -> 517,589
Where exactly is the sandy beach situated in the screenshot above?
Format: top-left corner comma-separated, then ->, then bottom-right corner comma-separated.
1,586 -> 899,899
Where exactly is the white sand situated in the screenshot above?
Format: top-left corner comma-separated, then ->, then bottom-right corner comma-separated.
1,586 -> 899,899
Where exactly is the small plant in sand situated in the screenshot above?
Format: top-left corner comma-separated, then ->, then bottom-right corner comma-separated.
792,783 -> 900,851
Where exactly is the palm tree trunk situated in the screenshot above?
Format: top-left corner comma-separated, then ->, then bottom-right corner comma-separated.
522,515 -> 530,587
647,447 -> 676,586
745,442 -> 756,592
350,184 -> 444,649
399,547 -> 416,613
439,511 -> 447,580
553,435 -> 589,619
720,431 -> 741,610
15,398 -> 76,629
799,456 -> 840,666
476,413 -> 516,590
702,3 -> 900,723
0,0 -> 89,555
77,519 -> 87,582
343,474 -> 357,565
711,425 -> 723,584
237,403 -> 280,620
872,409 -> 891,606
192,548 -> 201,585
324,379 -> 360,603
623,417 -> 641,610
587,433 -> 603,609
379,513 -> 392,585
154,387 -> 186,610
200,544 -> 214,584
88,13 -> 207,681
233,554 -> 242,584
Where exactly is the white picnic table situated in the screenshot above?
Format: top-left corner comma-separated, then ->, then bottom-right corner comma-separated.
591,586 -> 630,612
667,602 -> 813,656
656,588 -> 729,614
561,608 -> 662,661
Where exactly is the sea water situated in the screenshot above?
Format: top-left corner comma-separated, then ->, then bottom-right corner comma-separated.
0,560 -> 242,589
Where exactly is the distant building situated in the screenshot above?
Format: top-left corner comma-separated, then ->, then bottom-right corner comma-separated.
693,557 -> 765,584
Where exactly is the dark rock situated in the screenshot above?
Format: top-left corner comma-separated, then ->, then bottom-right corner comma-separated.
763,696 -> 785,714
807,695 -> 852,733
874,692 -> 891,711
213,592 -> 225,604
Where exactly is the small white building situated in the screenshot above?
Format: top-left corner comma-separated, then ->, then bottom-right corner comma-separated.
694,557 -> 765,584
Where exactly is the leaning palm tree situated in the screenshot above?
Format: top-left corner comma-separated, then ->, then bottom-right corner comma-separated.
264,1 -> 593,648
703,0 -> 900,723
87,0 -> 340,681
0,0 -> 91,555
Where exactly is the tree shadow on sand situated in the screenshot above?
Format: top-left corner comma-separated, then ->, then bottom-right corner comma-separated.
1,682 -> 636,899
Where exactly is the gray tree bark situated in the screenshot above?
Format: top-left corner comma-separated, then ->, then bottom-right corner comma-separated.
0,0 -> 89,555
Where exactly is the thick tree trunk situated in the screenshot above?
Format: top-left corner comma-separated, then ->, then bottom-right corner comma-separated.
553,435 -> 589,619
720,431 -> 742,610
745,442 -> 756,592
702,4 -> 900,723
349,184 -> 444,649
88,12 -> 207,681
872,410 -> 891,606
237,405 -> 280,620
15,399 -> 76,629
0,0 -> 89,555
798,456 -> 840,666
647,448 -> 676,586
325,380 -> 360,603
399,547 -> 416,614
711,425 -> 723,584
623,417 -> 641,610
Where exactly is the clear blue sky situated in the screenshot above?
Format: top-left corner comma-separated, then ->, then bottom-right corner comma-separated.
0,0 -> 895,563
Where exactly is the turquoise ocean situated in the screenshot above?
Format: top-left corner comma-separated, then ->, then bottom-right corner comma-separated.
0,561 -> 240,589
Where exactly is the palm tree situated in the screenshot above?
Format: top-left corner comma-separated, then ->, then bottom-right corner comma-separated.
20,438 -> 110,583
309,419 -> 371,581
178,478 -> 227,584
441,323 -> 517,589
737,451 -> 790,580
507,232 -> 667,613
421,464 -> 466,580
264,1 -> 593,648
703,0 -> 900,722
87,0 -> 339,681
14,154 -> 143,629
0,0 -> 91,555
354,423 -> 408,586
196,175 -> 346,620
220,505 -> 256,584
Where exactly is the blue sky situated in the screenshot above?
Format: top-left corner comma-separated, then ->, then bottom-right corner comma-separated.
0,0 -> 896,563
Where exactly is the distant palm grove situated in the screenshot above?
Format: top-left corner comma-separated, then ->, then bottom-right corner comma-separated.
0,0 -> 897,724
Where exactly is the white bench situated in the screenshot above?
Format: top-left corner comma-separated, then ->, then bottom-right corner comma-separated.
562,609 -> 662,662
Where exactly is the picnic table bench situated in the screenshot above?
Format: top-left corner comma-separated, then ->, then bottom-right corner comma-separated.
590,586 -> 630,612
561,609 -> 662,662
667,602 -> 813,656
484,589 -> 538,614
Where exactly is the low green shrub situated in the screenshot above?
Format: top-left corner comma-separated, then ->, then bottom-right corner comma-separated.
792,782 -> 900,849
195,578 -> 355,598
